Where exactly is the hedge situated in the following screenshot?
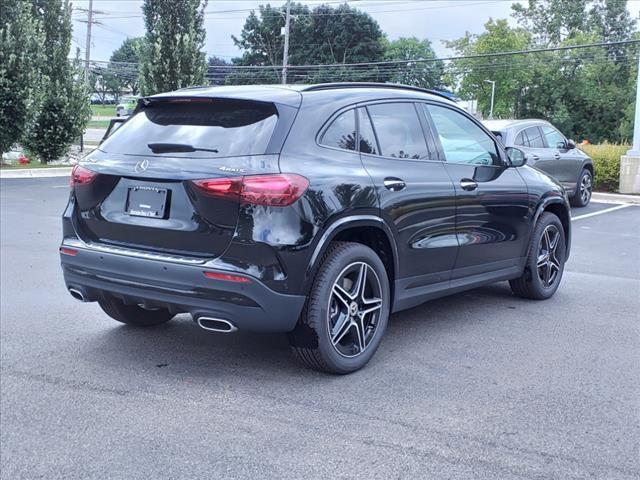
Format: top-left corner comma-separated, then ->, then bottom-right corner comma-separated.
578,143 -> 628,193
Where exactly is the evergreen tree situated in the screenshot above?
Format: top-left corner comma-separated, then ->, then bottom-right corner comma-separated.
22,0 -> 91,163
0,0 -> 42,154
139,0 -> 208,95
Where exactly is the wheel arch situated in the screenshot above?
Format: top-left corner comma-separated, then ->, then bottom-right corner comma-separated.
533,197 -> 572,260
304,215 -> 399,301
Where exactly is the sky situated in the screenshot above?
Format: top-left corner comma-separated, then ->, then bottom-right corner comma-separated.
71,0 -> 640,62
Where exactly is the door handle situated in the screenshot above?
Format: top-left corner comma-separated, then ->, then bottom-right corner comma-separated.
460,179 -> 478,191
554,153 -> 561,160
383,177 -> 406,191
530,154 -> 540,161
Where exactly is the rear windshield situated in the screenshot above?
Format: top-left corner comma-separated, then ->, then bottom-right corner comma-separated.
99,99 -> 278,157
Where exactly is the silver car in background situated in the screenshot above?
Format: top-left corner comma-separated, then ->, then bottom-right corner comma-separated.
484,119 -> 594,207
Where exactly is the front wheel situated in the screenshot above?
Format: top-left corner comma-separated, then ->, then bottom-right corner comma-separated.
98,294 -> 174,327
510,212 -> 566,300
288,242 -> 391,374
571,169 -> 592,207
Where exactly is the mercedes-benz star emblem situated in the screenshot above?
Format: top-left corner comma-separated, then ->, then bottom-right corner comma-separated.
134,159 -> 149,173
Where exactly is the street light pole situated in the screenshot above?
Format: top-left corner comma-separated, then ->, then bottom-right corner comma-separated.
281,0 -> 291,85
484,80 -> 496,119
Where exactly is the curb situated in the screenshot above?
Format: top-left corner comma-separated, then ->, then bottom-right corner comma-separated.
592,192 -> 640,204
0,167 -> 72,179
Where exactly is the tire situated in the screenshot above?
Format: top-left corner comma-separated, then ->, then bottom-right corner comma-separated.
509,212 -> 566,300
288,241 -> 391,374
570,168 -> 592,207
98,294 -> 173,327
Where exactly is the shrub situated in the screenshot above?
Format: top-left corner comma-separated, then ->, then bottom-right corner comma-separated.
578,143 -> 628,193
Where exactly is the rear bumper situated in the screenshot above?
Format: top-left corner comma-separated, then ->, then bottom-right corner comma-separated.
60,242 -> 306,333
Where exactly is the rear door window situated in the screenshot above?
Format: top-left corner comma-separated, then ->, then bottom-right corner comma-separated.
99,99 -> 279,157
320,109 -> 357,151
514,131 -> 528,147
366,103 -> 429,159
523,126 -> 545,148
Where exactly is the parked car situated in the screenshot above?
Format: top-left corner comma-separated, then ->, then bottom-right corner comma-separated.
483,119 -> 593,207
60,83 -> 571,374
116,96 -> 138,117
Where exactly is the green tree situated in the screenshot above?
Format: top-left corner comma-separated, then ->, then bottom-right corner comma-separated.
512,0 -> 636,46
139,0 -> 207,95
230,3 -> 386,83
0,0 -> 42,154
512,0 -> 591,44
509,0 -> 637,141
22,0 -> 91,163
208,55 -> 232,85
383,37 -> 443,88
106,37 -> 143,96
445,19 -> 531,118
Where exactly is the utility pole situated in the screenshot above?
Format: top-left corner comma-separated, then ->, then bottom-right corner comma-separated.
281,0 -> 291,85
77,0 -> 103,84
484,79 -> 496,119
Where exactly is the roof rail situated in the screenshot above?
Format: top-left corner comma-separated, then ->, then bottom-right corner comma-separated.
176,85 -> 214,91
300,82 -> 455,101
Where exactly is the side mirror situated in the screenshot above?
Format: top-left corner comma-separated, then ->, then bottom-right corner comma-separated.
505,147 -> 527,167
566,139 -> 576,149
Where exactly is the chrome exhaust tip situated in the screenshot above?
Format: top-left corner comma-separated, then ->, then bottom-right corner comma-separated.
197,316 -> 238,333
68,288 -> 86,302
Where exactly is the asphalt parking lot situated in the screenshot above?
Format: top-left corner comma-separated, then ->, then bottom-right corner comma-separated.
1,177 -> 638,479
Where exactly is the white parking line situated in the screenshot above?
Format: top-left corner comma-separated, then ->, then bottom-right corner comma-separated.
52,185 -> 68,188
571,203 -> 632,221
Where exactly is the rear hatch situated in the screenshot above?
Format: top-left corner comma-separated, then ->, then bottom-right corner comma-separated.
73,97 -> 291,258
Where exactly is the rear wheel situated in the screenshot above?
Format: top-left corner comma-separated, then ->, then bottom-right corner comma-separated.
509,212 -> 566,300
571,169 -> 592,207
288,242 -> 390,374
98,294 -> 173,327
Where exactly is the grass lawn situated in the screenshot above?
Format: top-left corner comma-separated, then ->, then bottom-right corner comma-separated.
91,104 -> 116,116
0,162 -> 72,169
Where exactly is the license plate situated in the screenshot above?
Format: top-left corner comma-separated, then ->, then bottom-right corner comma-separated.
127,187 -> 167,218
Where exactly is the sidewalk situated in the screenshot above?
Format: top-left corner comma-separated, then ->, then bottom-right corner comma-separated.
591,192 -> 640,204
0,167 -> 72,179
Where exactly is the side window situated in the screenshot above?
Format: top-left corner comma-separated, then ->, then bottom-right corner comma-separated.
425,104 -> 499,166
542,125 -> 566,149
366,103 -> 429,159
320,109 -> 356,151
514,130 -> 528,147
524,126 -> 545,148
357,108 -> 378,155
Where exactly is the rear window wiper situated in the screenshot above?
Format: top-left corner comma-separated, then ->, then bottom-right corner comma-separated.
147,142 -> 219,154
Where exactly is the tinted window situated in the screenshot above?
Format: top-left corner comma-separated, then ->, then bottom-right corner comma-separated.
524,126 -> 545,148
366,103 -> 429,159
425,104 -> 499,165
100,100 -> 278,157
514,131 -> 528,147
542,125 -> 565,149
321,109 -> 357,151
357,108 -> 378,155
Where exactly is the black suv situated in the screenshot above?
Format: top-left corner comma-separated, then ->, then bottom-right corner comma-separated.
61,83 -> 571,374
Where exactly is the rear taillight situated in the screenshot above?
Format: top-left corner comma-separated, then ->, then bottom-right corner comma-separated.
192,177 -> 242,201
203,271 -> 252,283
70,165 -> 98,188
192,174 -> 309,207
